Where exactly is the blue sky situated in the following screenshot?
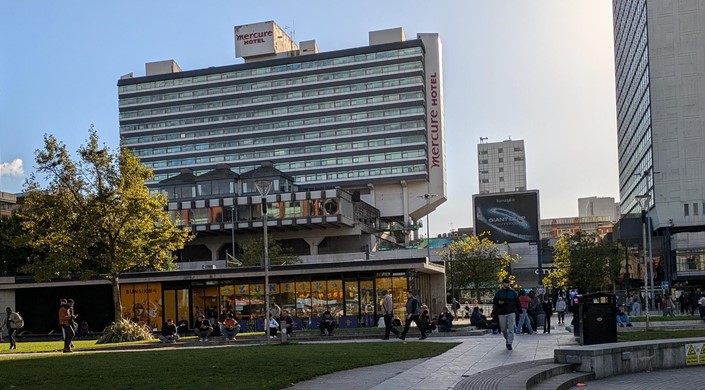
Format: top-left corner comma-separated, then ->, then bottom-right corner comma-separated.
0,1 -> 619,235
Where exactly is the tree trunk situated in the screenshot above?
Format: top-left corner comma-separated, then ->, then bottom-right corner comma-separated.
111,277 -> 122,322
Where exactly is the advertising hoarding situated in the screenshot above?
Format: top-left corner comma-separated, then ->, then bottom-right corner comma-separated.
473,190 -> 540,243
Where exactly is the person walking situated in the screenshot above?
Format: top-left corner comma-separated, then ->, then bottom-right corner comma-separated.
515,290 -> 534,335
6,307 -> 21,350
381,290 -> 401,340
399,290 -> 426,340
58,299 -> 76,353
493,278 -> 519,350
662,294 -> 676,317
555,296 -> 567,325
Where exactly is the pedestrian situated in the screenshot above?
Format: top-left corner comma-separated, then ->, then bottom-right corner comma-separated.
399,290 -> 426,341
58,299 -> 76,353
555,296 -> 567,325
380,289 -> 401,340
515,290 -> 534,335
630,292 -> 641,316
6,307 -> 21,350
688,290 -> 699,316
662,294 -> 675,317
527,290 -> 540,331
451,297 -> 461,319
493,278 -> 519,350
542,295 -> 553,334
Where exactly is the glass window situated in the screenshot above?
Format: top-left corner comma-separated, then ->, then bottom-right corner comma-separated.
685,203 -> 690,217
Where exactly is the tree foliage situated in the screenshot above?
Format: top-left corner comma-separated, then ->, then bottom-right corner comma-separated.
18,128 -> 193,321
543,231 -> 621,293
237,236 -> 299,267
0,214 -> 35,276
440,234 -> 519,301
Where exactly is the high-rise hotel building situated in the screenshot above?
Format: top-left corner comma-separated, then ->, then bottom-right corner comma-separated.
613,2 -> 705,285
118,23 -> 446,230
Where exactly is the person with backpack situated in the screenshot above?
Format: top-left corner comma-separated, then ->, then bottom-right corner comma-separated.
58,299 -> 77,353
399,290 -> 426,340
493,278 -> 519,350
6,307 -> 23,350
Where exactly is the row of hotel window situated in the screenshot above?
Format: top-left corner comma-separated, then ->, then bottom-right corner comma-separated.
121,275 -> 409,330
118,47 -> 424,94
120,93 -> 424,132
154,178 -> 292,199
120,68 -> 423,111
141,136 -> 425,170
124,118 -> 423,148
153,164 -> 427,188
478,157 -> 525,164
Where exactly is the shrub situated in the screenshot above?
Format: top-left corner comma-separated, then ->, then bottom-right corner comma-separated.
96,319 -> 154,344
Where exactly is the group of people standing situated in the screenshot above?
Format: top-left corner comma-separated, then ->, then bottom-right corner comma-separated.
493,279 -> 567,350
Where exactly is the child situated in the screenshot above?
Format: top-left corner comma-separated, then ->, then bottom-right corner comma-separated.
268,315 -> 279,339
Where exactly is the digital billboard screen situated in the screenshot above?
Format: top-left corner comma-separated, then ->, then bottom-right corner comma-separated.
473,191 -> 540,243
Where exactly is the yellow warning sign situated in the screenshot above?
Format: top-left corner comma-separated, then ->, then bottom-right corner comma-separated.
699,344 -> 705,364
686,344 -> 700,365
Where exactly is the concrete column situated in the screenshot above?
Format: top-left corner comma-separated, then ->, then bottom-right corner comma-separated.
205,243 -> 222,260
304,237 -> 325,255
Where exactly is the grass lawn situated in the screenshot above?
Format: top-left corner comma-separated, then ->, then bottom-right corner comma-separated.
619,329 -> 705,342
0,342 -> 457,389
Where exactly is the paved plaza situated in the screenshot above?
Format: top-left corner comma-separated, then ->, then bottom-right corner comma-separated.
567,366 -> 705,390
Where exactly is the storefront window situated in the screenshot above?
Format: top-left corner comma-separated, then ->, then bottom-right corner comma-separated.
251,283 -> 265,316
296,281 -> 312,318
278,280 -> 297,315
119,283 -> 162,330
312,280 -> 326,316
327,280 -> 343,318
344,279 -> 360,317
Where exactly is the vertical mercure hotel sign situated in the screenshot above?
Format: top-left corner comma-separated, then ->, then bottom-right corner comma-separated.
418,33 -> 446,195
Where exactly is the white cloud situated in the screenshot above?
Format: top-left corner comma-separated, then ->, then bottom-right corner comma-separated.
0,159 -> 24,177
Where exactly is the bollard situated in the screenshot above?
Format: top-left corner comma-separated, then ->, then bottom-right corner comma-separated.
281,325 -> 288,343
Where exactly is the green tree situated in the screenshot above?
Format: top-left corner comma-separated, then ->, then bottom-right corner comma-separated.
0,214 -> 35,276
440,234 -> 519,302
543,232 -> 621,293
18,129 -> 193,321
237,236 -> 299,267
543,235 -> 570,291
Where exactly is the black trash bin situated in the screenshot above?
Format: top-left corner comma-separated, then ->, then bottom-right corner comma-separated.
577,293 -> 617,345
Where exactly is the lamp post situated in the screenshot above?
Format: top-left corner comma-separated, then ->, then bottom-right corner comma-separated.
255,179 -> 273,344
230,205 -> 236,264
417,193 -> 437,260
636,194 -> 651,330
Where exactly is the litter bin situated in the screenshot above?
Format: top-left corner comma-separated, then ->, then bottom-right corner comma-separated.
577,293 -> 617,345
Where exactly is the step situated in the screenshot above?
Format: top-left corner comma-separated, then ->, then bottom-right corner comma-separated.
497,362 -> 574,389
530,371 -> 595,390
454,359 -> 554,390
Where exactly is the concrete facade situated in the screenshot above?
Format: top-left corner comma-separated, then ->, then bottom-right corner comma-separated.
578,196 -> 620,222
477,139 -> 527,194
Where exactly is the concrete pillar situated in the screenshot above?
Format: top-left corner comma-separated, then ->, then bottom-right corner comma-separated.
205,243 -> 221,260
304,237 -> 325,255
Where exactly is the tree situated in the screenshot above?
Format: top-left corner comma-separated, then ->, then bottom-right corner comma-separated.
237,236 -> 299,267
18,128 -> 193,321
440,234 -> 519,302
0,214 -> 35,276
543,232 -> 621,293
543,235 -> 570,292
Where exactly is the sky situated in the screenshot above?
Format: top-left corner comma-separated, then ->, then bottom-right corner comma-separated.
0,1 -> 620,236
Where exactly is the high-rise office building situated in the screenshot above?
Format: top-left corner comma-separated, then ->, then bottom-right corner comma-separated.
477,139 -> 526,194
578,196 -> 620,222
613,1 -> 705,284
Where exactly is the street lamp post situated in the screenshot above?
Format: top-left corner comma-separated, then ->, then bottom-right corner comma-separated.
255,179 -> 273,344
449,247 -> 455,303
636,194 -> 651,330
230,206 -> 236,264
418,193 -> 437,260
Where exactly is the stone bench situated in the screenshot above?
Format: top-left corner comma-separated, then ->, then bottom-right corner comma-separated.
554,337 -> 705,379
